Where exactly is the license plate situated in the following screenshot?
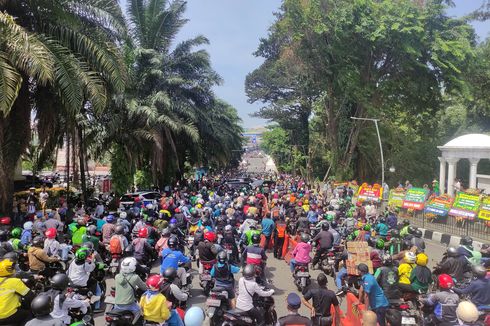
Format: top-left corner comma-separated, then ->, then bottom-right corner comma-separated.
206,298 -> 221,307
201,274 -> 211,281
401,317 -> 416,325
296,272 -> 310,277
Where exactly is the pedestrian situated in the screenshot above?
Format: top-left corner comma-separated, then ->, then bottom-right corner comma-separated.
302,273 -> 341,326
261,214 -> 274,250
357,263 -> 389,326
276,292 -> 312,326
273,217 -> 287,259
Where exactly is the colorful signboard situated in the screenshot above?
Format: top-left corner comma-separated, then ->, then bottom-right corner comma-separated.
402,187 -> 428,211
477,196 -> 490,221
448,192 -> 481,220
425,194 -> 453,216
357,183 -> 383,202
388,188 -> 406,208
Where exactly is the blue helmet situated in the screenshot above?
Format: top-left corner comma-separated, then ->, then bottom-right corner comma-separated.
184,307 -> 205,326
106,214 -> 115,223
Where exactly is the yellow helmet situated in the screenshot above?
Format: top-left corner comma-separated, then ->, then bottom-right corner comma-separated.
416,253 -> 428,266
304,199 -> 309,204
0,259 -> 14,277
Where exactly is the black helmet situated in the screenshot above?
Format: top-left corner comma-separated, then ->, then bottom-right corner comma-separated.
407,226 -> 416,234
251,233 -> 260,245
31,294 -> 53,317
217,251 -> 228,264
321,223 -> 330,231
461,236 -> 473,246
390,229 -> 399,238
115,225 -> 125,235
243,264 -> 255,280
472,265 -> 487,279
168,236 -> 178,249
2,251 -> 18,263
301,233 -> 310,243
383,256 -> 393,266
379,218 -> 386,224
0,230 -> 8,242
447,247 -> 459,257
330,221 -> 338,229
82,242 -> 94,252
403,219 -> 410,226
32,236 -> 44,248
163,267 -> 177,281
50,273 -> 70,290
414,230 -> 422,238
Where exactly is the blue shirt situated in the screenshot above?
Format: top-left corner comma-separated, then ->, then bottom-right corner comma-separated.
20,229 -> 32,246
375,223 -> 389,237
261,218 -> 275,236
160,249 -> 190,274
362,273 -> 389,309
211,262 -> 240,286
307,211 -> 318,224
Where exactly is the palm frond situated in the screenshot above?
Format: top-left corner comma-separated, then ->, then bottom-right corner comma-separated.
0,52 -> 22,115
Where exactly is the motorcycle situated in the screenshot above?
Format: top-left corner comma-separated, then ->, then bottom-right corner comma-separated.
293,262 -> 311,291
105,310 -> 136,326
319,249 -> 336,277
206,287 -> 230,326
222,293 -> 277,326
199,260 -> 216,296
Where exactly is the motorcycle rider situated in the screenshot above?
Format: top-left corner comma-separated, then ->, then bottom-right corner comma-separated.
109,225 -> 129,258
198,231 -> 219,272
375,218 -> 389,239
220,224 -> 240,264
69,217 -> 87,246
114,257 -> 148,324
210,251 -> 240,308
434,247 -> 466,283
81,225 -> 100,250
277,292 -> 312,326
374,256 -> 400,300
273,216 -> 287,259
28,236 -> 60,276
422,274 -> 460,325
48,273 -> 90,325
290,233 -> 312,273
101,214 -> 116,245
311,223 -> 334,269
452,264 -> 490,309
160,236 -> 190,287
160,267 -> 189,307
411,229 -> 425,253
409,253 -> 432,294
139,274 -> 170,324
132,228 -> 154,264
398,251 -> 417,293
357,263 -> 389,326
67,247 -> 96,292
25,294 -> 63,326
243,224 -> 261,246
242,233 -> 267,279
302,273 -> 340,326
43,228 -> 60,257
21,221 -> 33,246
455,301 -> 480,326
235,264 -> 274,326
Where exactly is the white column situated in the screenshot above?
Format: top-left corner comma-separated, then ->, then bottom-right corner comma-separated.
446,158 -> 459,197
438,157 -> 446,194
469,158 -> 480,189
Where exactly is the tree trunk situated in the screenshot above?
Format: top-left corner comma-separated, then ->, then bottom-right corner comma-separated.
78,126 -> 87,204
66,135 -> 70,191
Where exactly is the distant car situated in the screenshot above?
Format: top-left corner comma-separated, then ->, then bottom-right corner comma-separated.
14,175 -> 53,192
119,191 -> 162,210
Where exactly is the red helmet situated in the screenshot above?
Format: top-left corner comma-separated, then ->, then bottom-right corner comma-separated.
438,274 -> 454,289
298,202 -> 303,207
138,228 -> 148,238
356,202 -> 362,207
146,274 -> 162,289
162,204 -> 169,210
45,228 -> 57,239
174,207 -> 181,213
204,231 -> 217,243
0,217 -> 11,225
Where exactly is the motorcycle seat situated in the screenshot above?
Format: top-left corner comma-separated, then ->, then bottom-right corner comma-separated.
225,308 -> 248,316
295,262 -> 309,266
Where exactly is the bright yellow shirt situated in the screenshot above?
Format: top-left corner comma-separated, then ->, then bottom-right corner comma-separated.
0,277 -> 30,319
398,263 -> 414,285
139,292 -> 170,323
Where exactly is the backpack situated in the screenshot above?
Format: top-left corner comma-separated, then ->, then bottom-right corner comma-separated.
109,236 -> 123,255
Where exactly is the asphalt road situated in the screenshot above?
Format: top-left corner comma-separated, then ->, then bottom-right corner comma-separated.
94,239 -> 447,325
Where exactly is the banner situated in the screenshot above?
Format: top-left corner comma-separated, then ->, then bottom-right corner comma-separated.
478,196 -> 490,221
388,188 -> 406,208
449,192 -> 481,220
425,194 -> 453,216
402,187 -> 428,210
357,183 -> 383,202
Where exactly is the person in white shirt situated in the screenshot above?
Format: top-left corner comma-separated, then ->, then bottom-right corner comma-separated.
236,264 -> 274,326
48,274 -> 90,325
67,248 -> 95,288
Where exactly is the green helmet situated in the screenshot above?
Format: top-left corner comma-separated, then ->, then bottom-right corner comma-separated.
353,230 -> 359,237
11,227 -> 22,239
364,224 -> 371,231
376,238 -> 385,250
75,248 -> 89,261
346,211 -> 353,218
325,214 -> 334,221
189,207 -> 196,214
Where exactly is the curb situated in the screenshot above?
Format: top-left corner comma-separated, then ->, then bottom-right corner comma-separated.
418,228 -> 484,251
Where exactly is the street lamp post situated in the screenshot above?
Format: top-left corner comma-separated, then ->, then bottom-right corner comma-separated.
350,117 -> 385,186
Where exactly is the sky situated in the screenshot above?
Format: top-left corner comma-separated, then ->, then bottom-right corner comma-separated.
120,0 -> 489,128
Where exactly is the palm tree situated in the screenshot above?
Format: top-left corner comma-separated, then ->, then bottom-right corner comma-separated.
0,0 -> 127,212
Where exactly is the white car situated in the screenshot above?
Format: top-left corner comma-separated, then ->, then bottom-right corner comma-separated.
119,191 -> 162,210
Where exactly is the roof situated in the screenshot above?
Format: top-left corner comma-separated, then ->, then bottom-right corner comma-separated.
441,134 -> 490,149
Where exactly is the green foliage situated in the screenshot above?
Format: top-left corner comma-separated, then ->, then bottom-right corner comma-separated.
110,145 -> 135,195
134,169 -> 153,190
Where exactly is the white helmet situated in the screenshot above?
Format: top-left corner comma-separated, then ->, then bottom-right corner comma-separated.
146,203 -> 154,210
404,252 -> 416,264
119,211 -> 127,219
23,221 -> 33,230
120,257 -> 137,274
456,301 -> 479,323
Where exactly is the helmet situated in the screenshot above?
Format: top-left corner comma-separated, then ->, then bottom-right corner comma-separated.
438,274 -> 454,289
326,214 -> 334,222
456,301 -> 479,323
45,228 -> 57,239
300,233 -> 310,243
0,259 -> 14,276
119,211 -> 127,219
87,225 -> 97,235
50,273 -> 70,290
461,236 -> 473,246
106,215 -> 115,223
407,226 -> 416,234
404,252 -> 416,264
120,257 -> 137,274
364,224 -> 371,231
472,264 -> 487,279
224,225 -> 233,232
170,218 -> 177,225
10,227 -> 22,239
243,264 -> 255,280
414,230 -> 422,238
31,295 -> 53,317
138,228 -> 148,238
115,225 -> 125,235
446,247 -> 459,257
204,231 -> 217,243
416,253 -> 428,266
383,256 -> 393,266
375,239 -> 385,250
23,221 -> 33,230
77,217 -> 85,226
32,236 -> 44,248
184,306 -> 205,326
379,218 -> 386,224
82,242 -> 94,252
75,248 -> 89,261
2,251 -> 18,263
403,219 -> 410,226
321,223 -> 330,231
330,221 -> 338,229
0,217 -> 11,225
0,230 -> 7,242
146,204 -> 154,210
146,274 -> 162,289
168,236 -> 178,249
218,251 -> 228,264
163,267 -> 177,281
251,233 -> 261,244
390,229 -> 399,238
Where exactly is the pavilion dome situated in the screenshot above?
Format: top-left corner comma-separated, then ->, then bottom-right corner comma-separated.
442,133 -> 490,148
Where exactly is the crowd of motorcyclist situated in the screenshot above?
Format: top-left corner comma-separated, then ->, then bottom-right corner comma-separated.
0,177 -> 488,326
